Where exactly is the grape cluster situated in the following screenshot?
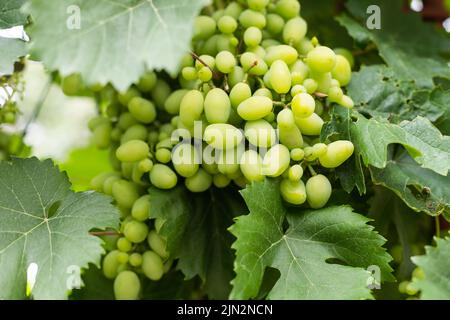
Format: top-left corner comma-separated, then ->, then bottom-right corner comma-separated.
85,0 -> 357,299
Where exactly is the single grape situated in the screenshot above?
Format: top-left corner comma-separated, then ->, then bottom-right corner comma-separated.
121,124 -> 148,144
129,253 -> 143,267
306,174 -> 332,209
116,140 -> 149,162
142,251 -> 164,281
103,250 -> 121,279
290,84 -> 307,96
288,164 -> 303,182
112,180 -> 140,209
303,78 -> 318,94
114,271 -> 141,300
239,9 -> 266,29
62,73 -> 83,96
131,195 -> 150,221
318,140 -> 354,168
224,2 -> 243,19
213,173 -> 231,188
150,164 -> 178,189
103,175 -> 121,195
218,15 -> 238,34
193,16 -> 216,40
92,123 -> 112,149
179,90 -> 204,126
230,82 -> 252,108
331,55 -> 352,87
290,148 -> 305,161
237,96 -> 273,120
290,60 -> 309,85
155,148 -> 172,164
262,144 -> 291,177
216,51 -> 236,74
118,112 -> 138,130
204,88 -> 231,124
247,0 -> 269,11
197,67 -> 213,82
117,237 -> 132,252
334,48 -> 355,68
240,149 -> 264,182
269,60 -> 291,94
275,0 -> 300,20
296,38 -> 314,55
312,143 -> 328,157
244,27 -> 263,47
172,143 -> 200,178
280,179 -> 307,205
137,71 -> 157,92
228,66 -> 246,87
328,86 -> 344,103
306,46 -> 337,73
147,230 -> 169,260
240,52 -> 268,75
91,172 -> 119,192
291,92 -> 315,118
164,89 -> 188,115
128,97 -> 157,124
266,13 -> 285,35
151,79 -> 171,110
337,95 -> 354,109
203,123 -> 244,149
283,17 -> 307,46
124,220 -> 149,243
277,110 -> 304,149
295,113 -> 324,136
117,252 -> 129,264
195,55 -> 215,70
244,119 -> 277,148
264,45 -> 298,66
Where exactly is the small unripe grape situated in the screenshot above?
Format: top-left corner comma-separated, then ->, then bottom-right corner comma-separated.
247,0 -> 269,11
193,16 -> 216,40
204,88 -> 231,124
128,97 -> 157,124
103,250 -> 121,279
334,48 -> 355,68
218,15 -> 238,34
147,230 -> 169,260
306,46 -> 337,73
312,71 -> 332,93
179,90 -> 204,126
303,146 -> 316,161
118,112 -> 138,130
288,165 -> 303,182
244,27 -> 262,47
312,143 -> 328,157
253,88 -> 273,99
172,143 -> 200,178
197,67 -> 213,82
303,78 -> 318,94
185,168 -> 212,193
228,66 -> 246,87
213,173 -> 231,188
240,150 -> 264,182
164,89 -> 188,115
291,84 -> 307,96
131,195 -> 150,221
328,86 -> 344,102
318,140 -> 354,168
337,95 -> 354,109
124,220 -> 149,243
117,252 -> 129,264
142,251 -> 164,281
295,113 -> 324,136
151,79 -> 171,110
112,180 -> 140,209
283,17 -> 307,45
129,253 -> 143,267
195,55 -> 215,70
331,55 -> 352,86
121,124 -> 147,143
280,179 -> 307,205
306,174 -> 332,209
92,123 -> 112,149
290,148 -> 305,161
244,119 -> 277,148
262,144 -> 291,177
62,73 -> 83,96
291,93 -> 315,118
137,71 -> 157,92
266,13 -> 285,35
237,96 -> 273,120
155,148 -> 172,164
114,271 -> 141,300
118,88 -> 140,106
269,60 -> 291,94
216,51 -> 236,74
264,45 -> 298,66
116,140 -> 149,162
138,158 -> 153,173
296,38 -> 314,55
229,82 -> 252,108
117,237 -> 132,252
150,164 -> 178,189
239,9 -> 266,29
275,0 -> 300,20
182,66 -> 197,81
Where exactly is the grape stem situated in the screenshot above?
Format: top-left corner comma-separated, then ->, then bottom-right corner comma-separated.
307,165 -> 317,176
89,231 -> 120,236
222,74 -> 230,92
352,43 -> 377,56
190,51 -> 220,80
314,92 -> 327,98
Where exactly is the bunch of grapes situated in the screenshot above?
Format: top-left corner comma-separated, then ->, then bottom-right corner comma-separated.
85,0 -> 357,299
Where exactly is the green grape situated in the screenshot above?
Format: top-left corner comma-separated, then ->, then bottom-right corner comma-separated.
112,180 -> 140,209
164,89 -> 188,115
202,161 -> 219,175
195,55 -> 215,69
88,116 -> 109,131
92,123 -> 112,149
303,146 -> 316,161
103,175 -> 121,195
306,46 -> 337,73
264,45 -> 298,66
216,51 -> 236,74
103,250 -> 121,279
179,53 -> 194,68
266,13 -> 285,35
290,148 -> 305,161
212,9 -> 225,21
121,162 -> 134,180
229,82 -> 252,109
311,71 -> 332,93
248,45 -> 266,58
334,48 -> 354,68
315,100 -> 324,116
118,88 -> 140,106
240,150 -> 264,182
280,179 -> 307,205
182,67 -> 198,81
237,96 -> 273,120
121,124 -> 147,143
247,0 -> 269,11
117,237 -> 132,252
398,281 -> 409,294
91,172 -> 119,192
306,174 -> 332,209
262,144 -> 290,177
261,39 -> 281,48
217,149 -> 241,176
216,34 -> 237,53
137,71 -> 157,92
116,140 -> 149,162
330,79 -> 340,87
203,124 -> 244,149
412,267 -> 425,280
224,2 -> 243,18
295,113 -> 324,136
204,88 -> 231,123
128,97 -> 157,124
290,84 -> 306,97
155,148 -> 171,164
150,164 -> 178,189
277,108 -> 296,128
193,16 -> 216,40
197,67 -> 213,82
117,252 -> 129,264
296,38 -> 314,55
172,143 -> 200,178
124,220 -> 149,243
142,251 -> 164,281
328,86 -> 343,102
290,60 -> 309,85
228,66 -> 246,87
62,73 -> 83,96
312,143 -> 327,157
151,79 -> 171,110
213,173 -> 231,188
331,55 -> 352,87
291,92 -> 315,118
240,52 -> 268,75
244,27 -> 262,47
283,17 -> 307,45
244,119 -> 277,148
275,0 -> 300,20
239,9 -> 266,29
118,112 -> 138,130
253,88 -> 273,99
303,78 -> 318,94
129,253 -> 143,267
110,127 -> 122,142
288,164 -> 303,182
179,90 -> 204,126
269,60 -> 291,94
131,195 -> 150,221
337,94 -> 354,109
277,110 -> 304,149
148,230 -> 169,259
218,15 -> 238,34
318,140 -> 354,168
114,271 -> 140,300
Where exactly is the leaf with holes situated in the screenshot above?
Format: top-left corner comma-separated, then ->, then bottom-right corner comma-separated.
24,0 -> 209,91
0,157 -> 119,300
230,179 -> 393,300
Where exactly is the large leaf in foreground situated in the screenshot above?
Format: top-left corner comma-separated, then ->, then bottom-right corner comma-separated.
25,0 -> 208,91
412,237 -> 450,299
0,37 -> 26,74
150,186 -> 246,299
0,158 -> 119,299
0,0 -> 27,28
230,179 -> 393,300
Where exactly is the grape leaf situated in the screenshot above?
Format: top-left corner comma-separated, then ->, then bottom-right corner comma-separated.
352,115 -> 450,176
339,0 -> 450,87
70,264 -> 114,300
149,186 -> 246,299
25,0 -> 209,91
348,65 -> 447,123
0,0 -> 27,28
412,237 -> 450,299
0,157 -> 119,299
370,152 -> 450,217
0,37 -> 26,74
230,179 -> 393,300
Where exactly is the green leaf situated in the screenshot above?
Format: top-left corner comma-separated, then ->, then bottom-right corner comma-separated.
0,0 -> 27,28
412,237 -> 450,299
0,157 -> 119,299
25,0 -> 209,91
339,0 -> 450,87
70,264 -> 114,300
335,13 -> 371,44
352,115 -> 450,176
371,152 -> 450,216
230,179 -> 393,300
142,271 -> 187,300
348,65 -> 447,123
0,37 -> 26,75
150,186 -> 246,299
